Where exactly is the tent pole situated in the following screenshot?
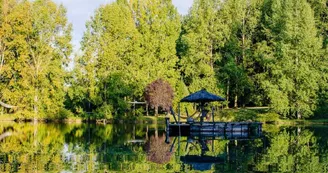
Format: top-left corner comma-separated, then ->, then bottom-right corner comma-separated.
200,102 -> 204,125
178,102 -> 181,156
212,106 -> 214,132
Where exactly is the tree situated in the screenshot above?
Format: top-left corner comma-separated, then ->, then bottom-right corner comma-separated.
178,0 -> 222,94
0,0 -> 72,118
72,0 -> 181,116
307,0 -> 328,117
144,79 -> 174,116
129,0 -> 181,96
216,0 -> 263,108
254,0 -> 323,118
73,1 -> 140,115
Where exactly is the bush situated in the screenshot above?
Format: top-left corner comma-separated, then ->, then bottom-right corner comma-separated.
95,104 -> 113,119
234,109 -> 258,121
256,112 -> 280,122
57,108 -> 75,119
215,110 -> 236,121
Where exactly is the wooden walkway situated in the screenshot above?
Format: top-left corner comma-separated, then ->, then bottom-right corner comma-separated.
165,118 -> 262,137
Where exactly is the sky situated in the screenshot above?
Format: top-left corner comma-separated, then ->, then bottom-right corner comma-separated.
52,0 -> 193,52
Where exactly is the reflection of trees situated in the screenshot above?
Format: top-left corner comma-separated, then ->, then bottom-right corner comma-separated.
145,134 -> 172,164
256,130 -> 328,172
0,123 -> 72,172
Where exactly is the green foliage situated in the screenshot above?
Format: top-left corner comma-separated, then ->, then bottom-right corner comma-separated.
0,0 -> 72,118
145,79 -> 174,116
254,0 -> 324,118
102,73 -> 133,117
178,0 -> 222,94
216,0 -> 263,108
1,0 -> 328,120
256,112 -> 280,122
256,130 -> 328,172
215,109 -> 258,121
56,108 -> 75,119
94,104 -> 113,119
70,0 -> 181,118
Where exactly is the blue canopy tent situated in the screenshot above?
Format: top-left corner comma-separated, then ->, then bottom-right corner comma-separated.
180,89 -> 225,103
179,89 -> 225,123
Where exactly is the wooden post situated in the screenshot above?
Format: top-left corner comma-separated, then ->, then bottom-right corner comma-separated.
212,106 -> 214,132
178,103 -> 180,124
178,102 -> 181,138
224,123 -> 227,137
165,117 -> 170,132
200,102 -> 204,125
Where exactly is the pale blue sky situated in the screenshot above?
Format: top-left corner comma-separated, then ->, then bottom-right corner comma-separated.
53,0 -> 193,52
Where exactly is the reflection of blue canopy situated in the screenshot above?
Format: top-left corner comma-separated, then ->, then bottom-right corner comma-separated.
180,155 -> 224,171
180,89 -> 225,103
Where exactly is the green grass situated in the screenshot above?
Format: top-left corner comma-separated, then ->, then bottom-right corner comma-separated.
2,110 -> 328,125
135,115 -> 166,123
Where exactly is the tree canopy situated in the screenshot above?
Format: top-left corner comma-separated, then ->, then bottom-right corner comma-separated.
0,0 -> 327,119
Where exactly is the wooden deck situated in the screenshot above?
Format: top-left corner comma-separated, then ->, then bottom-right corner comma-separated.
165,118 -> 262,137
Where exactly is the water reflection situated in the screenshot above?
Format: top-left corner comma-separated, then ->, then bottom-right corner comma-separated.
0,123 -> 328,172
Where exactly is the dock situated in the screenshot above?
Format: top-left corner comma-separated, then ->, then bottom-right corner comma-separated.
166,89 -> 262,139
165,118 -> 262,137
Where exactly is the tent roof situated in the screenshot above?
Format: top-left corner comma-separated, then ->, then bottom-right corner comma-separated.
180,89 -> 225,103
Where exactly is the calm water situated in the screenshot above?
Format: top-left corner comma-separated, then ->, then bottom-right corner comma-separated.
0,122 -> 328,172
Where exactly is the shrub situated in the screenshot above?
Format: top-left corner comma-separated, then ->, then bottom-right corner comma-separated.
95,104 -> 113,119
145,79 -> 174,116
57,108 -> 75,119
256,112 -> 280,122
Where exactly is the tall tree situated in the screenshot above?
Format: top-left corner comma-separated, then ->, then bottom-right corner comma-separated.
74,0 -> 181,115
0,0 -> 72,118
130,0 -> 181,95
0,0 -> 31,110
74,2 -> 140,114
307,0 -> 328,117
178,0 -> 222,94
217,0 -> 263,108
255,0 -> 323,118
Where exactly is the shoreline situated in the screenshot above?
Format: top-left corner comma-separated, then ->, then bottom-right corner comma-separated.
0,115 -> 167,124
1,116 -> 328,126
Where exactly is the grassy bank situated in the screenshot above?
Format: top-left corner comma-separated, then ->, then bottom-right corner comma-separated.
1,109 -> 328,125
0,113 -> 168,124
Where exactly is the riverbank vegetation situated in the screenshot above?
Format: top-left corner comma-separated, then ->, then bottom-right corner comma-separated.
0,0 -> 327,121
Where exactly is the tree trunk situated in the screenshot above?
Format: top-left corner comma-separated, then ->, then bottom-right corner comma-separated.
34,89 -> 38,120
146,125 -> 149,140
33,122 -> 38,147
242,12 -> 246,67
155,126 -> 158,139
0,50 -> 4,74
297,111 -> 302,119
226,80 -> 230,108
155,106 -> 158,116
234,95 -> 238,108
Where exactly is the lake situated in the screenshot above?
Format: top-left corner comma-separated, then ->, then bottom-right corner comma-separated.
0,122 -> 328,172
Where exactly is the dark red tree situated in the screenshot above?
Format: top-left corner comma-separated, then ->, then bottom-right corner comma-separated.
144,134 -> 173,164
144,79 -> 174,116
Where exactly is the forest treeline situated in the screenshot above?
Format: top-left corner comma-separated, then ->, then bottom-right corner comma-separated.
0,0 -> 327,120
